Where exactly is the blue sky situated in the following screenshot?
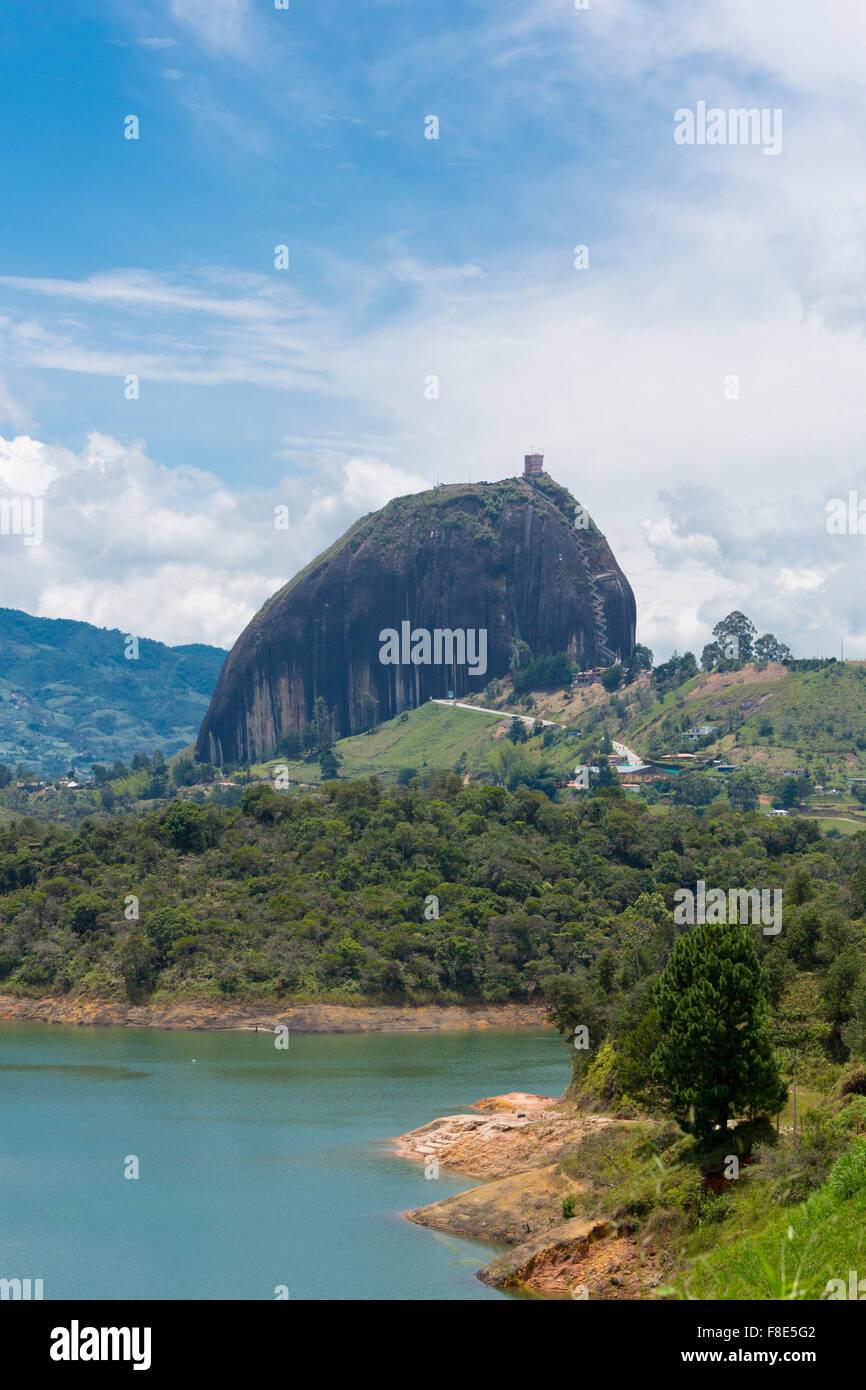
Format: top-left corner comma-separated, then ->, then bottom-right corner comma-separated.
1,1 -> 866,656
0,0 -> 637,480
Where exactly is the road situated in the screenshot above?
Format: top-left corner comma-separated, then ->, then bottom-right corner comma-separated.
431,698 -> 563,728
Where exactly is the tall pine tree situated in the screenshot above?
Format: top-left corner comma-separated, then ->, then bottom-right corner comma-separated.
653,920 -> 786,1138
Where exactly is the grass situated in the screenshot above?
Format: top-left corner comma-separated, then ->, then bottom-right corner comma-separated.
814,817 -> 865,837
675,1139 -> 866,1300
249,701 -> 509,786
619,662 -> 866,785
778,1086 -> 824,1128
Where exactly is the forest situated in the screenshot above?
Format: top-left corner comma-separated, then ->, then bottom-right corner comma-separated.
1,775 -> 864,1095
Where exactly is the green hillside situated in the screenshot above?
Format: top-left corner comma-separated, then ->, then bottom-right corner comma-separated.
249,698 -> 588,789
0,608 -> 226,775
231,660 -> 866,809
619,661 -> 866,782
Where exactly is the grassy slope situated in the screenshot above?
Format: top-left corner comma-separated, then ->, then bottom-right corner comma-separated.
621,663 -> 866,780
234,661 -> 866,794
249,701 -> 509,784
678,1138 -> 866,1300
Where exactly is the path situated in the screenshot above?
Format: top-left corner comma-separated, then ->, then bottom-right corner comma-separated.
431,698 -> 563,728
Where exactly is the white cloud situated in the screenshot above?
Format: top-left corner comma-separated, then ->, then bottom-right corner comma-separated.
0,432 -> 432,649
0,435 -> 62,494
168,0 -> 251,55
341,457 -> 428,513
8,0 -> 866,664
777,567 -> 827,594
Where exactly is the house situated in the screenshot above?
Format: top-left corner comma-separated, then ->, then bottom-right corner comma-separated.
575,668 -> 604,686
615,762 -> 657,782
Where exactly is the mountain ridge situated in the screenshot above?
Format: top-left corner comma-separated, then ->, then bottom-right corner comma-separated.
0,606 -> 226,774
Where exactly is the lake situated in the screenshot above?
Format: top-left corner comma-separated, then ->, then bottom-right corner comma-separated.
0,1022 -> 564,1300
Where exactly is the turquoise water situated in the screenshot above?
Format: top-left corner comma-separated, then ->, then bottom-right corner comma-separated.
0,1022 -> 564,1300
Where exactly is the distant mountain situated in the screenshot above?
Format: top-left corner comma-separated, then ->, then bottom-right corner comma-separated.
197,473 -> 636,765
0,608 -> 226,775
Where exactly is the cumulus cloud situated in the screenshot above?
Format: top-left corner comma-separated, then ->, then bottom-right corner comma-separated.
638,482 -> 866,660
6,0 -> 866,664
0,433 -> 426,649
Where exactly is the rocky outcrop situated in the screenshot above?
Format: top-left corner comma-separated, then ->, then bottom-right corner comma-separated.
196,473 -> 636,765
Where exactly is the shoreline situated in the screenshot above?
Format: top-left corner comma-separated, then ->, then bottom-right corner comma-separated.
393,1096 -> 662,1298
0,993 -> 549,1034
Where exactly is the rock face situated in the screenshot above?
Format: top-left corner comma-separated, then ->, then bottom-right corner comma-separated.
196,473 -> 636,764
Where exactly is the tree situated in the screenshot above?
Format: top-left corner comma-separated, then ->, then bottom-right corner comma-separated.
601,664 -> 623,692
712,611 -> 757,664
653,920 -> 786,1137
67,894 -> 109,935
312,697 -> 332,752
673,771 -> 718,807
278,727 -> 303,759
626,644 -> 654,679
487,742 -> 557,796
120,933 -> 158,1001
145,906 -> 196,962
543,971 -> 606,1074
728,772 -> 759,813
171,755 -> 198,788
507,717 -> 527,744
779,777 -> 799,809
358,691 -> 379,732
701,642 -> 722,672
160,800 -> 207,852
147,756 -> 170,797
509,640 -> 532,676
595,760 -> 618,788
319,747 -> 342,780
754,633 -> 792,663
653,650 -> 698,695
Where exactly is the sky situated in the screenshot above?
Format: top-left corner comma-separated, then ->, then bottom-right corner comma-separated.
1,0 -> 866,659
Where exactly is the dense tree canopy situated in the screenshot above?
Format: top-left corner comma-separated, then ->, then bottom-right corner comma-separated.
653,920 -> 786,1136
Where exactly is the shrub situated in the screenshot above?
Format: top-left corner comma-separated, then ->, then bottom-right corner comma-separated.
826,1137 -> 866,1202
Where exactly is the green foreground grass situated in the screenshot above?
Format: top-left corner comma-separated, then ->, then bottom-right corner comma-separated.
679,1136 -> 866,1300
